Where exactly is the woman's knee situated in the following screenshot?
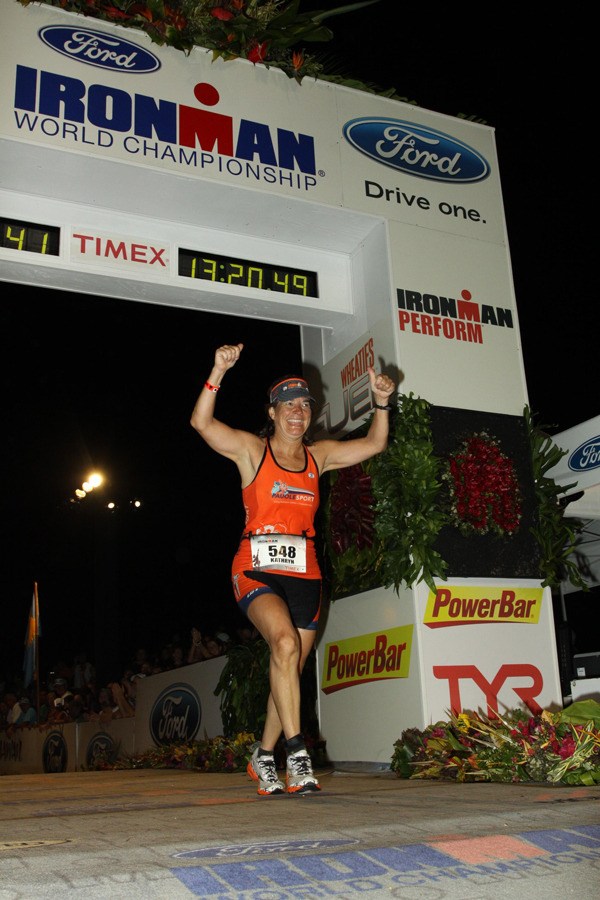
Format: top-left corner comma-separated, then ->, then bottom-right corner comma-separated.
270,629 -> 300,665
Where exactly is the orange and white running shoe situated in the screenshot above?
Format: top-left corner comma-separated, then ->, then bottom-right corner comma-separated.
247,747 -> 285,795
286,749 -> 321,793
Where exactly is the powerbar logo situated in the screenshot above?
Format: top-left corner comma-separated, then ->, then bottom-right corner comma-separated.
321,626 -> 413,694
13,68 -> 318,189
424,586 -> 543,628
397,287 -> 513,345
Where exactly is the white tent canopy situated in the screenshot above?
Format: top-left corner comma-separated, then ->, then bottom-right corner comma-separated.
548,415 -> 600,593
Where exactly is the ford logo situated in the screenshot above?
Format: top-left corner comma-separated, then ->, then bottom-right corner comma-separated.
42,730 -> 68,773
86,732 -> 116,769
569,435 -> 600,472
150,683 -> 201,746
343,118 -> 490,183
38,25 -> 161,73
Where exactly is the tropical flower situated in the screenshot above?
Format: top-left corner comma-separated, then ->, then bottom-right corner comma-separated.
247,40 -> 269,62
89,731 -> 258,772
329,463 -> 376,554
210,7 -> 235,21
391,702 -> 600,785
26,0 -> 386,85
443,432 -> 522,537
292,49 -> 304,70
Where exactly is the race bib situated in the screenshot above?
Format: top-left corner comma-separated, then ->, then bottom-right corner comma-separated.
250,534 -> 307,574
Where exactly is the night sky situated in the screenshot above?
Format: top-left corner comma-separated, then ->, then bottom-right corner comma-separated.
1,3 -> 596,685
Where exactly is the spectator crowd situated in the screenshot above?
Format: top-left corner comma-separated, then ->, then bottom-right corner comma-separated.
0,623 -> 258,734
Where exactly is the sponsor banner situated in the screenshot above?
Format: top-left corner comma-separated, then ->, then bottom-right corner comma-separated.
548,415 -> 600,492
316,586 -> 422,765
0,721 -> 136,775
321,625 -> 413,695
134,657 -> 225,754
424,585 -> 543,628
2,0 -> 509,234
337,89 -> 506,243
42,728 -> 70,773
70,227 -> 171,274
386,219 -> 528,416
150,682 -> 202,745
171,827 -> 600,898
316,581 -> 562,764
416,580 -> 562,720
310,318 -> 398,439
1,1 -> 343,204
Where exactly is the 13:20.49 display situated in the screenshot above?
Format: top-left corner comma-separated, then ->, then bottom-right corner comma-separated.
178,248 -> 318,297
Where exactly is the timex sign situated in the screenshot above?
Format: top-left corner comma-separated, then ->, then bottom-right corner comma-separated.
70,229 -> 170,274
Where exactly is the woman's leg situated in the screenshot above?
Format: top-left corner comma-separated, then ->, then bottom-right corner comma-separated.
247,593 -> 317,750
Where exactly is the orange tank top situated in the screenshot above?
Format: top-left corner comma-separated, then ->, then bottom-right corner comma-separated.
242,438 -> 320,538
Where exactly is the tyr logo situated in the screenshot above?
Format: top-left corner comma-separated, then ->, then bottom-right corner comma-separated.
433,664 -> 544,716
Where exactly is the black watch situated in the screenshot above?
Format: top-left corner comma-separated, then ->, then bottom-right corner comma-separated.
373,402 -> 392,411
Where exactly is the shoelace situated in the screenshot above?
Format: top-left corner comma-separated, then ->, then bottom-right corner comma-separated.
258,756 -> 279,782
288,753 -> 311,775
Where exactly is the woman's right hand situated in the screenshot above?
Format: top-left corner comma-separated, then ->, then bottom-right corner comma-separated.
215,343 -> 243,372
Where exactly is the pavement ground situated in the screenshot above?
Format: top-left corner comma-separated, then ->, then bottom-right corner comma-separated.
0,766 -> 599,899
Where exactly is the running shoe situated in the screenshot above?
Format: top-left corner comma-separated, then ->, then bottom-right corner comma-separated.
286,748 -> 321,793
247,748 -> 285,795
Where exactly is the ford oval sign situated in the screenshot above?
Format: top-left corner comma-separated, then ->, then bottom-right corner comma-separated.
343,118 -> 490,183
39,25 -> 161,73
150,683 -> 201,746
42,730 -> 68,773
568,435 -> 600,472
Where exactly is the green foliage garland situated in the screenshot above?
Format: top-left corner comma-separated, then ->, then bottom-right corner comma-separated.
324,393 -> 447,599
525,407 -> 587,590
370,394 -> 447,593
324,398 -> 587,600
214,637 -> 271,738
23,0 -> 398,93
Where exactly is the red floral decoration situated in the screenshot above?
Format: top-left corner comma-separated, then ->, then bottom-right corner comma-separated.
210,7 -> 235,20
247,40 -> 269,63
444,432 -> 522,537
329,464 -> 375,554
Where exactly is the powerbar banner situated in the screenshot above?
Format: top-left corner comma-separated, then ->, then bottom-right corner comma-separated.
321,625 -> 413,694
424,585 -> 543,628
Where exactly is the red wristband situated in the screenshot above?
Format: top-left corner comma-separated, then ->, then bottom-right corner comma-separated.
205,381 -> 220,392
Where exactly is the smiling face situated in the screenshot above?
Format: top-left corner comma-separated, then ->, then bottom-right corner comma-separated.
270,397 -> 312,439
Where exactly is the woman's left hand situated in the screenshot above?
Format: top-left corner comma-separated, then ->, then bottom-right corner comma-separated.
368,366 -> 395,403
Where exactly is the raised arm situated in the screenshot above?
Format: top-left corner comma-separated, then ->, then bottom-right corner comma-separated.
313,366 -> 396,474
190,343 -> 261,468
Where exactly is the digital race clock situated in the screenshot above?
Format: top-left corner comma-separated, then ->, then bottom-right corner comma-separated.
1,217 -> 60,256
178,248 -> 319,298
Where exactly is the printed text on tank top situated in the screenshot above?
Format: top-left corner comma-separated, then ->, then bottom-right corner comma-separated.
243,439 -> 320,573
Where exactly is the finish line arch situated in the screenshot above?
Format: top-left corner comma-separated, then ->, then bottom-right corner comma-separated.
2,2 -> 564,765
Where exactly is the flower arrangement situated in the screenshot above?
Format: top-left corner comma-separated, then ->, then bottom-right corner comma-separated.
329,462 -> 376,554
443,431 -> 522,537
391,701 -> 600,785
89,731 -> 256,770
24,0 -> 394,89
323,396 -> 586,598
87,729 -> 328,770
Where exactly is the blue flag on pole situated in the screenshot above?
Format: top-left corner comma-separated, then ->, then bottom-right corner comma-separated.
23,582 -> 41,689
